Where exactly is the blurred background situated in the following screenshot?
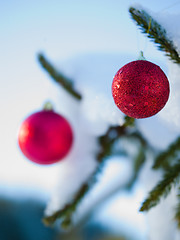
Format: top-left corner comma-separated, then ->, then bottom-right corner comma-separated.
1,0 -> 180,239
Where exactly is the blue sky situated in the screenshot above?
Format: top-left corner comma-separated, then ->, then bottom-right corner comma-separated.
0,0 -> 180,191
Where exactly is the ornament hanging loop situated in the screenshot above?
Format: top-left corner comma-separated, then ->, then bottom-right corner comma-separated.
138,51 -> 146,60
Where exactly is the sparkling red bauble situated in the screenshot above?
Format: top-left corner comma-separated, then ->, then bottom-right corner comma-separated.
112,60 -> 170,119
18,110 -> 73,165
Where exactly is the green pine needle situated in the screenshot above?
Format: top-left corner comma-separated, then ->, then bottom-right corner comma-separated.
140,161 -> 180,212
129,7 -> 180,64
38,53 -> 82,100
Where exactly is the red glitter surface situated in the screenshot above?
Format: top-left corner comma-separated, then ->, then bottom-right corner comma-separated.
18,110 -> 73,164
112,60 -> 170,119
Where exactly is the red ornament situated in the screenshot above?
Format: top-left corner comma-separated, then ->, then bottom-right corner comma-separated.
112,60 -> 170,119
18,110 -> 73,165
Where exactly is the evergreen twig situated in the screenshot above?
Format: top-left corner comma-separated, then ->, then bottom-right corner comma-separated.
96,117 -> 135,162
43,180 -> 96,227
140,161 -> 180,212
38,53 -> 82,100
129,7 -> 180,64
43,116 -> 151,228
153,137 -> 180,170
43,116 -> 136,227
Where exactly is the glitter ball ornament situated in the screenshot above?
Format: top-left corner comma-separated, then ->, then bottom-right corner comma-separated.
18,110 -> 73,165
112,60 -> 170,119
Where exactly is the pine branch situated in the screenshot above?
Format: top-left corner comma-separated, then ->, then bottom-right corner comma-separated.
38,53 -> 82,100
43,116 -> 136,227
43,153 -> 109,227
43,180 -> 96,228
140,161 -> 180,212
43,117 -> 151,228
96,116 -> 147,191
96,116 -> 135,162
64,143 -> 146,232
129,7 -> 180,64
153,137 -> 180,170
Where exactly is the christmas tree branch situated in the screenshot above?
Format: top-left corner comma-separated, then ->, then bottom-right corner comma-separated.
65,143 -> 146,232
43,156 -> 112,227
140,161 -> 180,212
153,137 -> 180,170
129,6 -> 180,64
43,180 -> 95,228
38,53 -> 82,100
43,116 -> 137,227
44,116 -> 152,228
43,147 -> 111,227
96,116 -> 135,162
